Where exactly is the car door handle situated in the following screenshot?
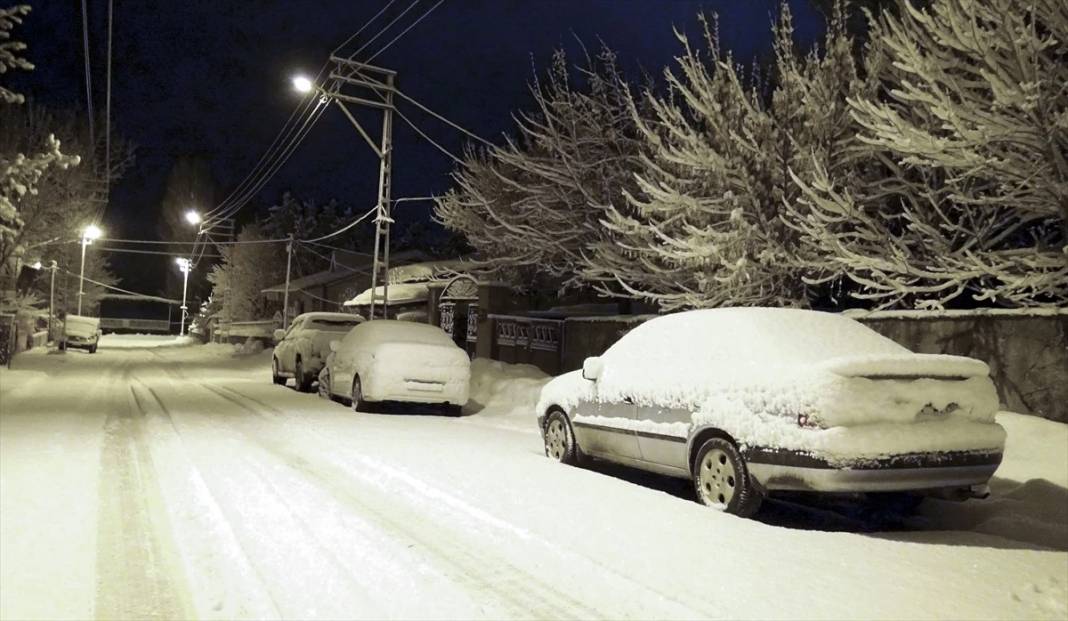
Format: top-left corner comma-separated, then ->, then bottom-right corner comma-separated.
623,396 -> 634,405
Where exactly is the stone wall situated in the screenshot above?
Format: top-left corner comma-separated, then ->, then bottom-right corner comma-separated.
555,310 -> 1068,423
851,310 -> 1067,423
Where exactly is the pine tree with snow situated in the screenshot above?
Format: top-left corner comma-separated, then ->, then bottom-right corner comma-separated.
790,0 -> 1068,308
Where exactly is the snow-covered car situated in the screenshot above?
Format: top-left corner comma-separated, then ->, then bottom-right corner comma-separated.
272,312 -> 365,391
536,308 -> 1005,517
320,320 -> 470,414
59,314 -> 102,353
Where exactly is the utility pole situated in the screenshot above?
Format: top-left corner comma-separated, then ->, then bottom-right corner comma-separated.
176,258 -> 191,336
48,261 -> 57,342
282,234 -> 294,329
314,57 -> 397,321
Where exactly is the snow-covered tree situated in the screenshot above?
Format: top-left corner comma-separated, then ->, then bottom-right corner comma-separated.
206,224 -> 286,322
0,5 -> 31,105
434,47 -> 645,289
261,191 -> 372,276
586,7 -> 861,311
790,0 -> 1068,308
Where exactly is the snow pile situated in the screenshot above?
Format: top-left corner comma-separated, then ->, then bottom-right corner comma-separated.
99,334 -> 196,349
235,337 -> 265,355
537,308 -> 1004,459
463,358 -> 550,427
343,283 -> 429,307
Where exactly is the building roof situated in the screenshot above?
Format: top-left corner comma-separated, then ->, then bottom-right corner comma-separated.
343,283 -> 430,307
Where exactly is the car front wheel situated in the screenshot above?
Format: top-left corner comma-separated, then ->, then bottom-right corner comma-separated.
351,376 -> 365,412
543,411 -> 580,465
693,437 -> 762,518
271,359 -> 286,385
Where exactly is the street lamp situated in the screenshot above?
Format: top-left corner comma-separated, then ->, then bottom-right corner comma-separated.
175,257 -> 191,337
184,209 -> 202,226
292,75 -> 314,94
77,224 -> 103,315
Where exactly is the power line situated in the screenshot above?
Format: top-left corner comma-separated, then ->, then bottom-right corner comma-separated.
300,239 -> 373,257
364,0 -> 445,64
80,0 -> 93,147
301,206 -> 379,243
346,0 -> 422,61
393,104 -> 462,163
59,267 -> 178,303
332,0 -> 400,56
96,246 -> 224,258
102,0 -> 113,220
100,236 -> 288,246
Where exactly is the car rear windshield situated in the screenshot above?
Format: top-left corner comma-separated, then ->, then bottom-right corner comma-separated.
306,318 -> 362,331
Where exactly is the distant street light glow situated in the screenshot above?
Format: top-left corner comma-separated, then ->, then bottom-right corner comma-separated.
292,75 -> 314,94
82,224 -> 103,241
184,210 -> 202,225
175,257 -> 191,273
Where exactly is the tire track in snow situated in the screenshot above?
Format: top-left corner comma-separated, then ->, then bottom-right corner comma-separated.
130,378 -> 283,619
93,360 -> 191,620
201,381 -> 708,619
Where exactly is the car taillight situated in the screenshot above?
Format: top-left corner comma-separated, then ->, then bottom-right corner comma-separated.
797,414 -> 821,428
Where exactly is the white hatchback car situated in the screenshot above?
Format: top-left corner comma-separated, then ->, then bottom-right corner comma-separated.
320,320 -> 470,414
272,312 -> 365,391
537,308 -> 1005,517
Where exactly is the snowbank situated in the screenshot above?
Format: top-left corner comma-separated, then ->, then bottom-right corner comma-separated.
463,358 -> 550,429
99,334 -> 196,349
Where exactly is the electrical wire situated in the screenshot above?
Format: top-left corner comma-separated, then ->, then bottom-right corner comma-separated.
364,0 -> 445,64
300,239 -> 373,257
301,206 -> 379,243
96,246 -> 223,258
100,237 -> 289,246
59,268 -> 180,303
80,0 -> 94,147
346,0 -> 422,61
102,0 -> 113,221
332,0 -> 400,56
393,104 -> 463,163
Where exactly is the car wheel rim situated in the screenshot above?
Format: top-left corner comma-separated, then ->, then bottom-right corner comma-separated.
699,448 -> 737,508
545,418 -> 568,460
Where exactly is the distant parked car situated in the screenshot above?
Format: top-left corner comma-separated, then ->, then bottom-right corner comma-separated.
319,320 -> 470,414
536,308 -> 1005,517
59,314 -> 102,353
272,312 -> 365,391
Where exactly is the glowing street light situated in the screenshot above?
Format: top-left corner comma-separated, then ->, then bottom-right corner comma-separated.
77,224 -> 104,315
175,257 -> 192,336
292,75 -> 314,94
184,209 -> 202,226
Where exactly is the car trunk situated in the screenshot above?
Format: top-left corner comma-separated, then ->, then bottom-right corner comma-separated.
812,353 -> 1000,428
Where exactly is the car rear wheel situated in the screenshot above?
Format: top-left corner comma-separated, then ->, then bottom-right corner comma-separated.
294,359 -> 312,392
317,368 -> 331,400
543,411 -> 580,465
271,359 -> 286,385
351,376 -> 365,412
693,437 -> 762,518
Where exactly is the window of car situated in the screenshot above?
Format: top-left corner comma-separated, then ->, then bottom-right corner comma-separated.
305,318 -> 364,331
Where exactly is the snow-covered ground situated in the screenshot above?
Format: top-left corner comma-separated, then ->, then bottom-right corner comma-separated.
0,342 -> 1065,620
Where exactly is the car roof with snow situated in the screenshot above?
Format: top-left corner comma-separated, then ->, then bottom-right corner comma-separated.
344,319 -> 454,346
295,312 -> 364,324
607,308 -> 907,368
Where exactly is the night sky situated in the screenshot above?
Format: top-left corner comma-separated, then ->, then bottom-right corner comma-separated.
12,0 -> 822,292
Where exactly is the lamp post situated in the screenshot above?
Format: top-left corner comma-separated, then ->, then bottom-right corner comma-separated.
77,224 -> 102,315
175,257 -> 191,336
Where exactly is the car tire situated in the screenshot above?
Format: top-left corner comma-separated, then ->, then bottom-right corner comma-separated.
351,376 -> 365,412
271,359 -> 286,385
543,410 -> 581,465
294,359 -> 312,392
317,368 -> 331,400
693,437 -> 763,518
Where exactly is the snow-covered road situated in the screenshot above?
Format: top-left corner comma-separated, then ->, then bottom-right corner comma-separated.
1,337 -> 1065,620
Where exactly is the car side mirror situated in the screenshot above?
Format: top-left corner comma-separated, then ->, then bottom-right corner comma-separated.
329,340 -> 340,353
273,329 -> 286,343
581,357 -> 603,381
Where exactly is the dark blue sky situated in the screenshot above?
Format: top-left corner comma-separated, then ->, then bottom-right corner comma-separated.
13,0 -> 822,287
